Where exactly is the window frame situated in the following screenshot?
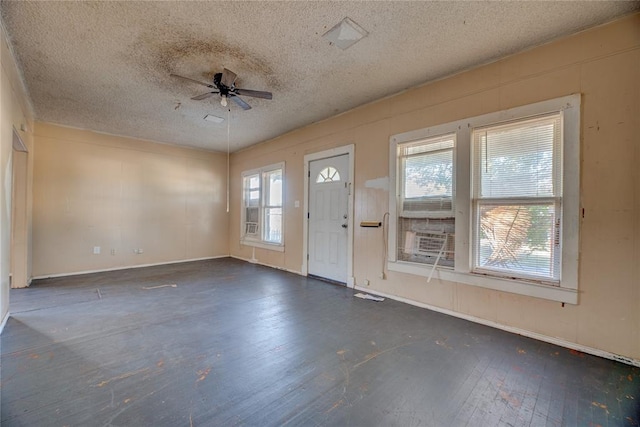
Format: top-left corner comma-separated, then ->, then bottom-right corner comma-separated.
240,162 -> 285,252
388,94 -> 580,304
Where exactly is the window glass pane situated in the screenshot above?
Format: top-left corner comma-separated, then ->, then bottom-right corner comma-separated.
477,117 -> 559,198
244,174 -> 260,207
249,176 -> 259,189
476,203 -> 558,280
316,166 -> 341,183
404,150 -> 453,199
264,207 -> 282,243
265,169 -> 282,207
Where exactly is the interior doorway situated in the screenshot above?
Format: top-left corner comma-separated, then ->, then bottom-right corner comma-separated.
303,145 -> 354,287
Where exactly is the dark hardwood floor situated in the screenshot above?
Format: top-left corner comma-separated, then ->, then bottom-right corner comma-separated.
1,258 -> 638,426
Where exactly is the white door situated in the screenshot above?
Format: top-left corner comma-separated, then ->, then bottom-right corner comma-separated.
308,154 -> 349,283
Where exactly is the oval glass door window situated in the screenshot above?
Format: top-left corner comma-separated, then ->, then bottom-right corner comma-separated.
316,166 -> 341,183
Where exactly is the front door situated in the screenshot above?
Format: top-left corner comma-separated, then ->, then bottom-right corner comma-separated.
308,154 -> 349,283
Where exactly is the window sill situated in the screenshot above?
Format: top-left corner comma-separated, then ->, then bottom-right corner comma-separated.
387,261 -> 577,304
240,239 -> 285,252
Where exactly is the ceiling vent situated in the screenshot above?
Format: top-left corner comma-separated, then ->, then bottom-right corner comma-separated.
322,17 -> 368,50
204,114 -> 224,124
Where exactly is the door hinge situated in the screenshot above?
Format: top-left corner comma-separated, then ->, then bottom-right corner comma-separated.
307,212 -> 310,219
308,170 -> 311,178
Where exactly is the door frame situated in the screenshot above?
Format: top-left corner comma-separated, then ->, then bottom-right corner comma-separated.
302,144 -> 355,288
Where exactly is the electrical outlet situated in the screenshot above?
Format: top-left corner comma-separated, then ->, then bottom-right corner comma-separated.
93,246 -> 101,255
364,279 -> 370,286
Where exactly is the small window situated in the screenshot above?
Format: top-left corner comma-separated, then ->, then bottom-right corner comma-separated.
241,163 -> 284,250
316,166 -> 341,183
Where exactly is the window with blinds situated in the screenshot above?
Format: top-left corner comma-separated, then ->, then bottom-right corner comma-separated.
397,134 -> 455,267
472,113 -> 562,282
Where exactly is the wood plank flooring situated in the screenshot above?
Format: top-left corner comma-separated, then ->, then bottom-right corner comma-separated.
1,258 -> 638,426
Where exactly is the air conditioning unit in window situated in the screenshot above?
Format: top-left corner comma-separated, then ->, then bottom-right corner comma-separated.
404,231 -> 449,257
402,197 -> 452,216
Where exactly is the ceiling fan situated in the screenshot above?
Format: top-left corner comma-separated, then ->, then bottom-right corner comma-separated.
170,68 -> 272,110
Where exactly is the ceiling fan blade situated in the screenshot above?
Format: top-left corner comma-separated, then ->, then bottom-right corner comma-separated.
191,92 -> 218,100
221,68 -> 237,87
170,73 -> 214,88
235,88 -> 273,100
231,95 -> 251,110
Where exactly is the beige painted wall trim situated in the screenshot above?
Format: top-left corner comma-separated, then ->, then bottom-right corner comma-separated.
31,256 -> 227,280
0,310 -> 9,335
230,255 -> 302,276
354,285 -> 640,368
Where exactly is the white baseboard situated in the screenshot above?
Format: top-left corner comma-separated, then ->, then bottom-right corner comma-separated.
230,255 -> 302,276
31,256 -> 228,280
354,285 -> 640,368
0,311 -> 9,335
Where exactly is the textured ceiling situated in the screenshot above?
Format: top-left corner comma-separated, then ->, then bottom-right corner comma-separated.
1,1 -> 638,152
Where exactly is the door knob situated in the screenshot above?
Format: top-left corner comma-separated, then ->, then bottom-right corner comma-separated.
341,223 -> 348,228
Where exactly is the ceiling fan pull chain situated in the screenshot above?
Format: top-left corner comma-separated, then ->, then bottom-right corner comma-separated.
226,107 -> 231,213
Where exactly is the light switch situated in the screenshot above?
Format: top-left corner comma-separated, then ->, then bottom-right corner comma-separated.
294,200 -> 300,208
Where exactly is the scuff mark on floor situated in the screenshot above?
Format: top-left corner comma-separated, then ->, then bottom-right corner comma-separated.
326,399 -> 344,414
142,284 -> 177,290
569,349 -> 585,357
591,401 -> 609,414
352,341 -> 415,369
95,368 -> 149,387
435,339 -> 452,350
196,367 -> 211,382
499,390 -> 521,408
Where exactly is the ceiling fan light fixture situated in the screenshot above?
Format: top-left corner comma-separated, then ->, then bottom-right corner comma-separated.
220,96 -> 228,107
322,17 -> 368,50
204,114 -> 224,124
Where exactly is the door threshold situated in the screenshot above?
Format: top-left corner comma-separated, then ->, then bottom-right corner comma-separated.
308,274 -> 346,287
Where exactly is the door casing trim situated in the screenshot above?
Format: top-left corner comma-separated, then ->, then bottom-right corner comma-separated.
302,144 -> 355,288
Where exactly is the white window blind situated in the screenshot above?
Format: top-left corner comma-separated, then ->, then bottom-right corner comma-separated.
400,135 -> 455,217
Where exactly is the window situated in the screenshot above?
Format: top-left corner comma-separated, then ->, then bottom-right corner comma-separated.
396,134 -> 455,267
316,166 -> 341,183
389,94 -> 580,303
472,115 -> 561,282
241,163 -> 284,250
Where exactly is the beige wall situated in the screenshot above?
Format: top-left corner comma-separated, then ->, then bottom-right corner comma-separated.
1,23 -> 34,321
230,14 -> 640,361
32,123 -> 229,277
